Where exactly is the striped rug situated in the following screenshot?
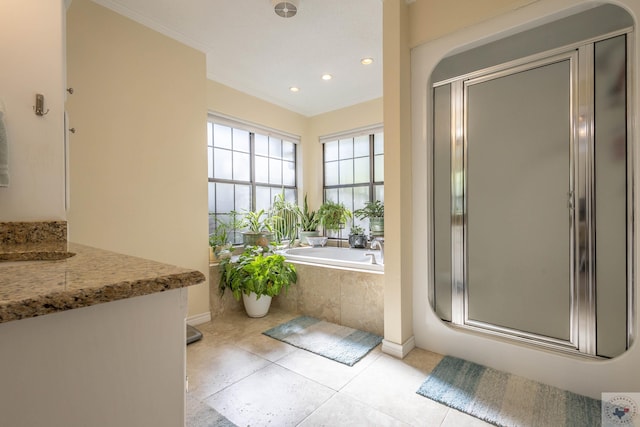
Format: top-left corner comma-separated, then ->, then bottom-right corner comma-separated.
416,356 -> 602,427
263,316 -> 382,366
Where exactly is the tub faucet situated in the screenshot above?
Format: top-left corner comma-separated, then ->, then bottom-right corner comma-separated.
370,237 -> 384,265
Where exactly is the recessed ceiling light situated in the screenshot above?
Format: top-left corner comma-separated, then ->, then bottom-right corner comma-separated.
361,58 -> 374,65
321,74 -> 333,81
289,86 -> 300,92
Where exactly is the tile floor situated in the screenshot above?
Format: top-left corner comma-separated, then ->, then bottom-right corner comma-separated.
186,307 -> 492,427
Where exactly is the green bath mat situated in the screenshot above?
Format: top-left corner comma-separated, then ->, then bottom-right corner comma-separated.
263,316 -> 382,366
417,356 -> 602,427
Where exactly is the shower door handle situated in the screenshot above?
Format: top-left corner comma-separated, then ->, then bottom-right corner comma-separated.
567,191 -> 574,210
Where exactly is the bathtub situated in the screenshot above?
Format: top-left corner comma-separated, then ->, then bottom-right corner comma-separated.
281,246 -> 384,272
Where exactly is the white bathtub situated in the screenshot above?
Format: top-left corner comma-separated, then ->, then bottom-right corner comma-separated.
281,246 -> 384,272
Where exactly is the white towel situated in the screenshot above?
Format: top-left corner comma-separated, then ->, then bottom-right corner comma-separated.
0,99 -> 7,187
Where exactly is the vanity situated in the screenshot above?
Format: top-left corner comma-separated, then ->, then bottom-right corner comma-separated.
0,221 -> 205,427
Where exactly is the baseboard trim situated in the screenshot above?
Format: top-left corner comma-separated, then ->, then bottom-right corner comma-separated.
187,311 -> 211,326
382,336 -> 416,359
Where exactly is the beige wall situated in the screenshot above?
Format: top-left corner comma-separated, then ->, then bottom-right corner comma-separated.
381,0 -> 414,354
0,0 -> 66,221
66,0 -> 209,317
408,0 -> 539,48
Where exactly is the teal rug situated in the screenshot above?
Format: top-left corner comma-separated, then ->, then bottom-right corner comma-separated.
263,316 -> 382,366
417,356 -> 602,427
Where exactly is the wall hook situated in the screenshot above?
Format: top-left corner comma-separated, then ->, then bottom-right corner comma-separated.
69,128 -> 76,134
67,88 -> 74,95
34,93 -> 49,116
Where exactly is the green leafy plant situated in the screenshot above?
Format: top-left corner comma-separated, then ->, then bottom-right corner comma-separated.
317,200 -> 352,232
241,209 -> 273,233
349,224 -> 365,235
218,246 -> 297,301
353,200 -> 384,220
297,194 -> 320,232
209,211 -> 242,248
270,192 -> 299,243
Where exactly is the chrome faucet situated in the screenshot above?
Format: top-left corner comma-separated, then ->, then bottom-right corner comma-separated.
369,237 -> 384,265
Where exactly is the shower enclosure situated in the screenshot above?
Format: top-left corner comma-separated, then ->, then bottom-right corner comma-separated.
431,5 -> 634,358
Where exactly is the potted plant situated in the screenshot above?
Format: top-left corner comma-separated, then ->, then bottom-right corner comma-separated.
348,224 -> 367,249
208,211 -> 241,262
270,192 -> 299,247
354,200 -> 384,237
218,245 -> 297,317
241,209 -> 274,247
317,200 -> 352,235
297,194 -> 321,243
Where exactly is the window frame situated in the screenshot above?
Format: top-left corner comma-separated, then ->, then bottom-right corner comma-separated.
321,124 -> 384,239
208,113 -> 299,241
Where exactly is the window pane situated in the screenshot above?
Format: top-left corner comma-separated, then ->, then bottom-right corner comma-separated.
339,138 -> 353,159
235,184 -> 251,212
325,188 -> 338,203
284,188 -> 296,203
255,156 -> 269,183
214,148 -> 232,179
375,185 -> 384,202
255,186 -> 271,212
324,140 -> 339,161
339,187 -> 353,210
374,154 -> 384,182
216,183 -> 234,213
339,159 -> 354,185
269,137 -> 282,159
207,122 -> 213,147
354,187 -> 370,211
354,135 -> 369,157
354,157 -> 370,183
213,124 -> 232,149
283,141 -> 295,161
283,160 -> 296,186
374,132 -> 384,154
255,133 -> 269,156
325,161 -> 339,186
208,146 -> 213,178
233,129 -> 250,153
208,182 -> 216,212
233,152 -> 251,181
269,158 -> 282,185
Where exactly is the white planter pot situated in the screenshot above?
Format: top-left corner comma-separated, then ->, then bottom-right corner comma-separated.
242,292 -> 272,318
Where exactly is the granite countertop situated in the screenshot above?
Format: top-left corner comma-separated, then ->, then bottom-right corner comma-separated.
0,242 -> 205,324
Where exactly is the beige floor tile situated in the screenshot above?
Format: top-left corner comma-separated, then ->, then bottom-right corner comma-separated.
275,344 -> 382,390
235,330 -> 299,362
341,354 -> 450,426
440,408 -> 495,427
186,340 -> 270,400
298,393 -> 411,427
205,363 -> 335,427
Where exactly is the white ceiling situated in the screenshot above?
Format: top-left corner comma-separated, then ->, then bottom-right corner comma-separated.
92,0 -> 383,117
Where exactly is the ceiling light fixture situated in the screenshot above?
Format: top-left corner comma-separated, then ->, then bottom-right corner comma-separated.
289,86 -> 300,92
272,0 -> 298,18
361,57 -> 374,65
321,73 -> 333,81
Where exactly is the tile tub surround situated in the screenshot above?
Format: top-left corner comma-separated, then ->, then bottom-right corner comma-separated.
209,262 -> 384,336
0,242 -> 205,323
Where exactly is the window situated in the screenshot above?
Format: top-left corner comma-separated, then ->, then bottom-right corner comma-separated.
322,126 -> 384,238
208,114 -> 298,243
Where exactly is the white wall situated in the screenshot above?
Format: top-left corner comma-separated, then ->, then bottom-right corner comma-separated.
0,0 -> 66,221
412,0 -> 640,399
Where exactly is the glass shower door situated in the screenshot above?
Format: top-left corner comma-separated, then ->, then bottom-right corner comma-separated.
464,57 -> 573,344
